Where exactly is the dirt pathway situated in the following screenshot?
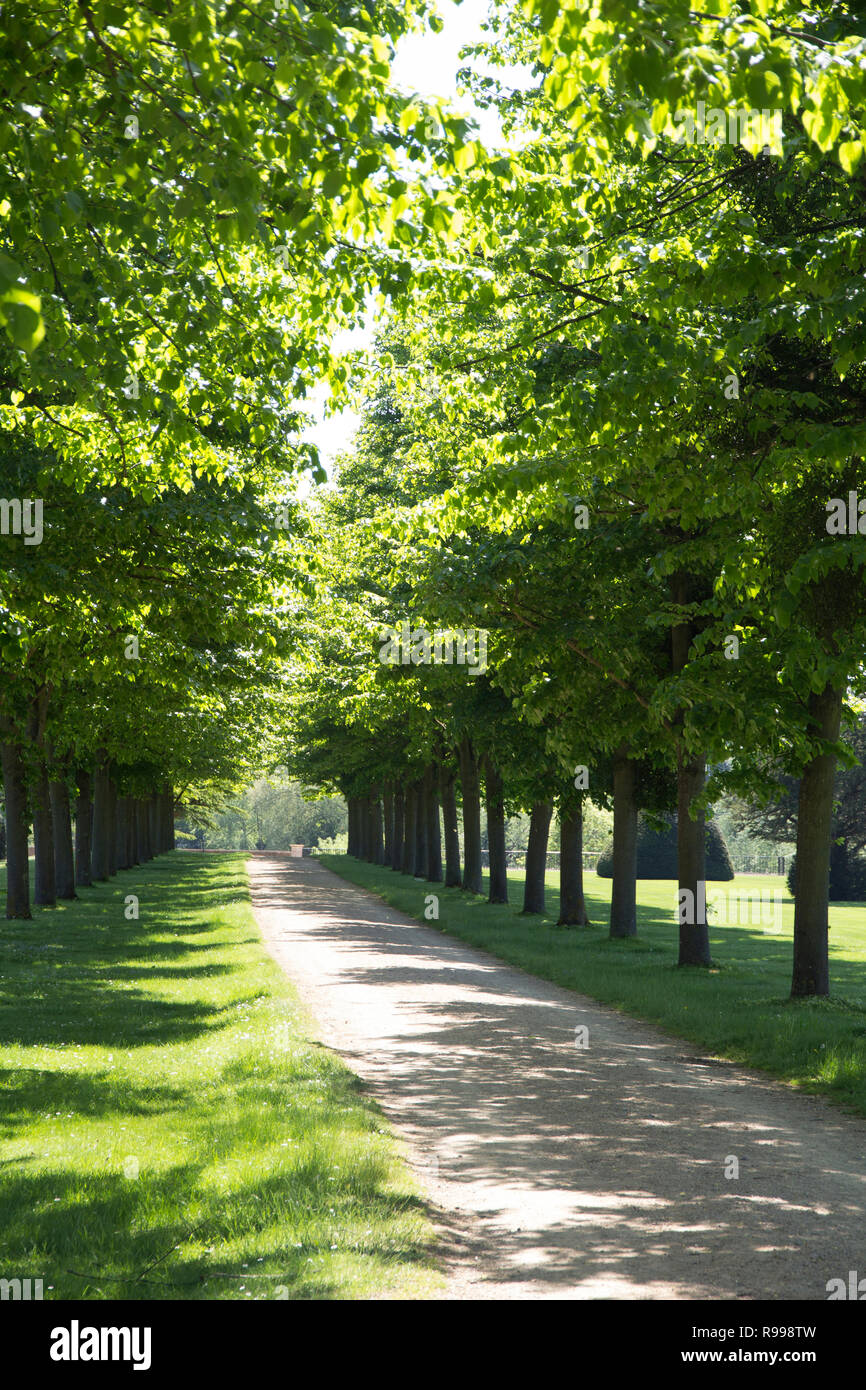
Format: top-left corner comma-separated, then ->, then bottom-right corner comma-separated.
248,854 -> 866,1300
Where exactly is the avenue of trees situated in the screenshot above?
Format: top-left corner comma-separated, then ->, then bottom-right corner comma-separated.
283,0 -> 866,999
2,2 -> 865,1004
0,0 -> 469,915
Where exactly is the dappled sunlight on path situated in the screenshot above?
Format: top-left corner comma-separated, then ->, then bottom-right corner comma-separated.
249,855 -> 866,1301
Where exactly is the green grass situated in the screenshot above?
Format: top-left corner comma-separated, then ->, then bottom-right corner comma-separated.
0,853 -> 440,1300
320,856 -> 866,1118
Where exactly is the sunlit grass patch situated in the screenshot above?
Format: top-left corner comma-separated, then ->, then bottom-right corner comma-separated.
0,853 -> 439,1300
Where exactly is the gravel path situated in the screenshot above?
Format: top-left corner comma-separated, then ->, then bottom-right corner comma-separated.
248,854 -> 866,1301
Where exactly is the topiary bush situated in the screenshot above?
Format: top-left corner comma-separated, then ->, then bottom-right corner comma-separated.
596,813 -> 734,880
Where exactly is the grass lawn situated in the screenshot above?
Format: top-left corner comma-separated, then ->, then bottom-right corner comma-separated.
320,856 -> 866,1119
0,852 -> 440,1300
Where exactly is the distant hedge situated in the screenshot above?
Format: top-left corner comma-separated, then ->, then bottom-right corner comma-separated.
787,848 -> 866,901
596,814 -> 735,881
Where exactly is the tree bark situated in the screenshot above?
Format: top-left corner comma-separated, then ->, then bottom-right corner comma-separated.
107,778 -> 118,876
484,755 -> 508,904
127,796 -> 139,867
383,781 -> 394,868
347,797 -> 358,857
522,800 -> 552,914
91,759 -> 112,881
423,765 -> 442,882
31,758 -> 56,907
1,737 -> 31,918
74,769 -> 93,888
50,779 -> 77,899
137,795 -> 151,864
440,763 -> 461,888
791,683 -> 843,998
677,749 -> 710,966
391,786 -> 404,871
412,778 -> 427,876
167,786 -> 175,850
115,795 -> 130,871
609,748 -> 637,938
401,784 -> 417,873
369,794 -> 384,865
27,693 -> 54,907
459,735 -> 482,894
148,794 -> 159,858
670,569 -> 710,966
558,801 -> 590,926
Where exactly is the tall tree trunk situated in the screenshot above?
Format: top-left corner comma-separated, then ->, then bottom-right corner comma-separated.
792,683 -> 843,998
137,795 -> 151,864
107,778 -> 118,877
423,765 -> 442,882
115,795 -> 130,871
359,796 -> 368,859
391,787 -> 404,871
27,693 -> 55,907
558,801 -> 590,926
49,779 -> 77,899
31,758 -> 56,907
677,749 -> 709,966
167,786 -> 175,850
609,747 -> 637,938
412,778 -> 427,876
401,784 -> 417,874
148,795 -> 159,858
91,758 -> 112,881
1,737 -> 31,918
671,569 -> 710,966
484,755 -> 508,904
370,793 -> 384,865
459,735 -> 482,894
74,769 -> 93,888
522,800 -> 552,914
127,796 -> 138,868
347,797 -> 358,856
383,780 -> 394,867
440,763 -> 461,888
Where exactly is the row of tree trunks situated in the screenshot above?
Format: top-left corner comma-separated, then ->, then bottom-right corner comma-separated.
347,755 -> 591,922
0,737 -> 175,917
346,771 -> 444,884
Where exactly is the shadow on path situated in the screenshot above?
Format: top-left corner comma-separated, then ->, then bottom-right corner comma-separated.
249,855 -> 866,1301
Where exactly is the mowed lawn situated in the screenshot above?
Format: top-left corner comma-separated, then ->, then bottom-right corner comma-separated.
320,856 -> 866,1117
0,852 -> 439,1300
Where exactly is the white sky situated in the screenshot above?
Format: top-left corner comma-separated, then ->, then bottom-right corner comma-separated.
301,0 -> 514,477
